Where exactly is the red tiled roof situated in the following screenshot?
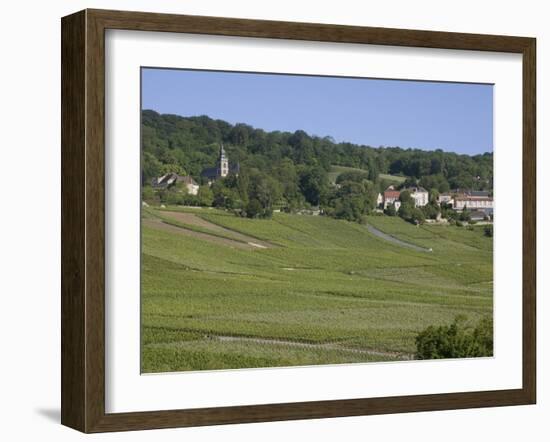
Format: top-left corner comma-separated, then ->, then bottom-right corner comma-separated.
384,190 -> 401,199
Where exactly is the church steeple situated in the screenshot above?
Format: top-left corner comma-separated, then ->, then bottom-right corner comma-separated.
218,144 -> 229,177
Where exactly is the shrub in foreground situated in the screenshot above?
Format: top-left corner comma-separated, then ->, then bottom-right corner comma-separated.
415,316 -> 493,360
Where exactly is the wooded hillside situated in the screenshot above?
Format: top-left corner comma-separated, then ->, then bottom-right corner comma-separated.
142,110 -> 493,220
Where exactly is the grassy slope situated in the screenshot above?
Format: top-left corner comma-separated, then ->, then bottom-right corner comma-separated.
378,173 -> 406,183
328,165 -> 368,183
327,165 -> 405,185
142,210 -> 493,372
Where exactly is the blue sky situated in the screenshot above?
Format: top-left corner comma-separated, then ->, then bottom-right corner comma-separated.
142,68 -> 493,155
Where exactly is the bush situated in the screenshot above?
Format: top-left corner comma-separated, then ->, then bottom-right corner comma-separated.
141,185 -> 155,202
459,208 -> 471,222
484,225 -> 493,237
162,190 -> 183,205
415,316 -> 493,359
384,204 -> 397,216
421,203 -> 439,220
410,208 -> 426,224
245,198 -> 272,218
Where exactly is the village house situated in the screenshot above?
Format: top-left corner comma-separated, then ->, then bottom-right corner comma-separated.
437,193 -> 454,206
453,192 -> 493,214
405,186 -> 429,207
201,144 -> 240,184
382,186 -> 401,209
151,172 -> 199,195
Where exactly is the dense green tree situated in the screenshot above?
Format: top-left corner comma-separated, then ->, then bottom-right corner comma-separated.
247,169 -> 282,217
298,166 -> 328,206
212,181 -> 242,210
410,207 -> 426,224
384,204 -> 397,216
421,203 -> 439,220
272,158 -> 302,208
420,174 -> 450,193
142,152 -> 163,182
197,186 -> 214,206
429,188 -> 440,205
398,202 -> 414,220
415,316 -> 493,359
459,207 -> 472,222
245,198 -> 263,218
399,190 -> 414,206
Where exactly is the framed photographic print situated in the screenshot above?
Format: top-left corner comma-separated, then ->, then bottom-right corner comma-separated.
61,9 -> 536,433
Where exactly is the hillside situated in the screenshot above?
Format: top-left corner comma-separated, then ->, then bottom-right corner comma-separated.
141,110 -> 493,192
141,207 -> 493,372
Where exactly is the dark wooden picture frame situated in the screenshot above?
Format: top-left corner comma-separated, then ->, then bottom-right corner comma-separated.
61,8 -> 536,433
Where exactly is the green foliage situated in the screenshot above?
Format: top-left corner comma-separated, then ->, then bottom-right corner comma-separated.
399,190 -> 414,205
162,190 -> 184,205
335,170 -> 370,184
245,198 -> 265,218
327,180 -> 377,222
429,188 -> 440,204
459,208 -> 472,222
141,185 -> 155,201
384,204 -> 397,216
419,174 -> 450,193
242,169 -> 282,218
398,202 -> 413,220
159,163 -> 186,176
415,316 -> 493,359
412,208 -> 426,224
142,151 -> 163,182
421,203 -> 440,220
212,182 -> 242,210
197,186 -> 214,206
298,166 -> 328,206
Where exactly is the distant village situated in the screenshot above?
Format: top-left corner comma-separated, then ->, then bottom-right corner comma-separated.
148,144 -> 493,225
377,185 -> 493,222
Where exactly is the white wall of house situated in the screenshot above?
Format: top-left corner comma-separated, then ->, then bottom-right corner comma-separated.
412,191 -> 429,207
438,194 -> 453,204
186,183 -> 199,196
454,198 -> 494,210
383,196 -> 399,209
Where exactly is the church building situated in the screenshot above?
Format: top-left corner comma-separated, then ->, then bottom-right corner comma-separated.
201,144 -> 240,183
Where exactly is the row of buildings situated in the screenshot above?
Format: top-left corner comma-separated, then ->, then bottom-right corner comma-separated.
443,190 -> 494,213
378,185 -> 494,217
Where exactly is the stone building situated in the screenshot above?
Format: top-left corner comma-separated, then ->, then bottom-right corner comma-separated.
201,144 -> 240,183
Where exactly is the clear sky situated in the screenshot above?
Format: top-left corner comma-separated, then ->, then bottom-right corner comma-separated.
142,68 -> 493,155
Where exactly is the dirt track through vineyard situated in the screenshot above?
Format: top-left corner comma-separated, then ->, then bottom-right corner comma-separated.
144,212 -> 273,250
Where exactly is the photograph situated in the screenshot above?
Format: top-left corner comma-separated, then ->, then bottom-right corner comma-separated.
140,68 -> 494,374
